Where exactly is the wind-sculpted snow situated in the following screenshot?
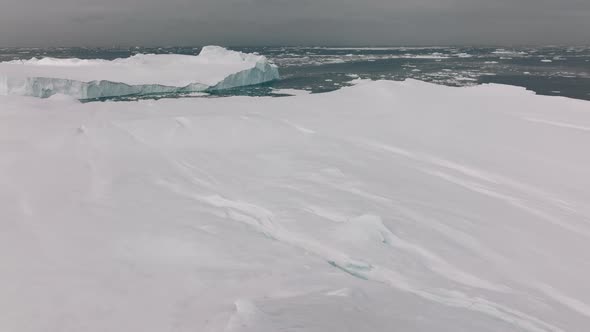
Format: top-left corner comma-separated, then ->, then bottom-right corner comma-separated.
1,80 -> 590,332
0,46 -> 279,99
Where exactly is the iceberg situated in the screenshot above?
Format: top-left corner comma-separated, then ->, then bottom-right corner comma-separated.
1,80 -> 590,332
0,46 -> 280,99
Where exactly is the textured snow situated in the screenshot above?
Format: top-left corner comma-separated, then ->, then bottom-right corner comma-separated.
1,80 -> 590,332
0,46 -> 279,99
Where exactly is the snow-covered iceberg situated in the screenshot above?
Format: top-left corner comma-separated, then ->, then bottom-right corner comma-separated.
0,46 -> 280,99
1,80 -> 590,332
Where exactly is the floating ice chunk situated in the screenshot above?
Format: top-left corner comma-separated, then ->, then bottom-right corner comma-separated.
0,46 -> 279,99
272,88 -> 311,96
492,50 -> 527,56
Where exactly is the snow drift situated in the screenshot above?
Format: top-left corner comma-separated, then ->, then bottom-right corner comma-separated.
1,80 -> 590,332
0,46 -> 280,99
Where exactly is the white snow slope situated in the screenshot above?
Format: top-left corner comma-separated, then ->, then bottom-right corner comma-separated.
0,46 -> 280,99
1,80 -> 590,332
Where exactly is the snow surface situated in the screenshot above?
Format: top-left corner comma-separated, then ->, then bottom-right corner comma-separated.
0,46 -> 279,99
1,80 -> 590,332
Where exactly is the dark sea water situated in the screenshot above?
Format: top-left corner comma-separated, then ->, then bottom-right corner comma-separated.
1,46 -> 589,101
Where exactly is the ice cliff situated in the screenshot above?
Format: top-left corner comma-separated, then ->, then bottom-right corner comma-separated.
0,46 -> 280,99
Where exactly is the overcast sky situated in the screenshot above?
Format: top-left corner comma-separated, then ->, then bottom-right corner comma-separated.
1,0 -> 589,46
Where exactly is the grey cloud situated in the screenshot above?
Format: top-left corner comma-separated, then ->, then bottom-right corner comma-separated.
0,0 -> 588,46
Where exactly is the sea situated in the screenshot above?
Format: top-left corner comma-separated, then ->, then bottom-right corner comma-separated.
1,46 -> 589,101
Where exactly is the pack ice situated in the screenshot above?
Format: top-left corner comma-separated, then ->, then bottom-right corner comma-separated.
1,80 -> 590,332
0,46 -> 279,99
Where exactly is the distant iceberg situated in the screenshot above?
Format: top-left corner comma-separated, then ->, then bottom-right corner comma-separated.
0,46 -> 280,99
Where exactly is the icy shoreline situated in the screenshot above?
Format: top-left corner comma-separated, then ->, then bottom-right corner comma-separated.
0,46 -> 280,99
1,80 -> 590,332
